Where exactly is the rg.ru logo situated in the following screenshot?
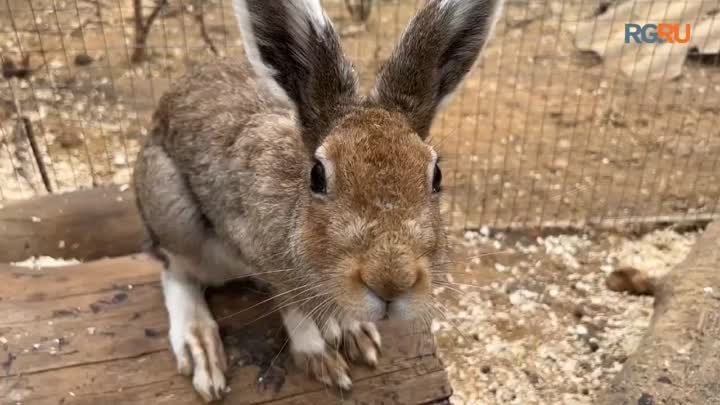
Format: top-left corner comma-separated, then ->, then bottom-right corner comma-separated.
624,23 -> 692,44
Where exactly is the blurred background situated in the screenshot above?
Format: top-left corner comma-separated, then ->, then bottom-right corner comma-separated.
2,0 -> 719,231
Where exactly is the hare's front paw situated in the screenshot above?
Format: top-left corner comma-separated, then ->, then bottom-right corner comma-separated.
171,322 -> 228,402
292,343 -> 353,390
283,309 -> 383,390
163,270 -> 227,402
283,308 -> 353,389
325,318 -> 382,367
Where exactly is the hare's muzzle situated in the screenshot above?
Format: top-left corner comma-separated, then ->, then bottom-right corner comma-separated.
356,253 -> 431,319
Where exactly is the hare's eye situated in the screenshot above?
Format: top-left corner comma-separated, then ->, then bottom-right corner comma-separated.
310,160 -> 327,194
432,163 -> 442,193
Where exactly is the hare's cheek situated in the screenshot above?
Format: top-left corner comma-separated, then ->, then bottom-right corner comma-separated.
333,259 -> 384,321
340,282 -> 386,322
360,291 -> 387,321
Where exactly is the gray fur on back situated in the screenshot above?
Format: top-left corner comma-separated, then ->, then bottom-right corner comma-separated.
134,60 -> 305,283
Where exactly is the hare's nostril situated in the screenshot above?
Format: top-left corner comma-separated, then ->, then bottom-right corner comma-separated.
359,269 -> 417,302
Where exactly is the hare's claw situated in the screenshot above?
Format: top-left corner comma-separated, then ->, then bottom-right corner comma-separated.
284,309 -> 384,389
292,345 -> 352,390
340,320 -> 381,367
163,269 -> 228,403
184,324 -> 228,402
283,308 -> 353,390
323,317 -> 382,366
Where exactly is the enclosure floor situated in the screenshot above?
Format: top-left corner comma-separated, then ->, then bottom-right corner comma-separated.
435,227 -> 697,405
8,227 -> 697,405
2,256 -> 451,404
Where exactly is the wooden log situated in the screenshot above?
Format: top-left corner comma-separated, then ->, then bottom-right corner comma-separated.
595,221 -> 720,405
0,256 -> 452,405
0,186 -> 144,263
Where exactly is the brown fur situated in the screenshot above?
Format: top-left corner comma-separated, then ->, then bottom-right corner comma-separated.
133,58 -> 445,323
134,0 -> 502,338
133,0 -> 504,397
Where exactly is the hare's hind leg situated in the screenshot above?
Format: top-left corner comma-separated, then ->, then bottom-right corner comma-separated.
163,259 -> 228,402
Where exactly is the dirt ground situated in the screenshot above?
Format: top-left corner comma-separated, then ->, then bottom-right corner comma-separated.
433,226 -> 699,405
1,0 -> 719,229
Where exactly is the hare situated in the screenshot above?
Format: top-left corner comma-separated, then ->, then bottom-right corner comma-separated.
133,0 -> 504,401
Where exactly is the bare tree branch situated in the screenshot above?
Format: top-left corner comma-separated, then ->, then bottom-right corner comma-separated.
192,2 -> 218,56
9,81 -> 52,193
131,0 -> 169,63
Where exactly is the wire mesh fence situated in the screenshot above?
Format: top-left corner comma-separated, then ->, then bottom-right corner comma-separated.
1,0 -> 719,231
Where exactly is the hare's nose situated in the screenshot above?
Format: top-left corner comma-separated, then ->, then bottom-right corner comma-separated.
359,267 -> 420,302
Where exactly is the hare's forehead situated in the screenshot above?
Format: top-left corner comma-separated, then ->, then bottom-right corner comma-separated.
317,132 -> 436,172
316,140 -> 435,210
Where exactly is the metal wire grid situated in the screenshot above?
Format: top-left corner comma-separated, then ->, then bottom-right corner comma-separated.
1,0 -> 719,231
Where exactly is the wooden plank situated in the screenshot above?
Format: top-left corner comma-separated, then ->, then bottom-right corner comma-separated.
0,186 -> 144,263
596,220 -> 720,405
0,256 -> 452,404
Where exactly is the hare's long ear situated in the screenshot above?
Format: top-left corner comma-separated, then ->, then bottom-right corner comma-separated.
233,0 -> 358,150
370,0 -> 504,138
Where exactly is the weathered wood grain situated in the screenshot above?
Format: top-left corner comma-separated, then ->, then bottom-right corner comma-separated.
0,186 -> 144,263
0,256 -> 452,405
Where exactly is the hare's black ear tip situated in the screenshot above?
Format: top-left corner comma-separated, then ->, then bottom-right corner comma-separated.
232,0 -> 358,153
368,0 -> 504,135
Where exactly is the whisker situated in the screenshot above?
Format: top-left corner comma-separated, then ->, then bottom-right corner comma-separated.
432,283 -> 466,297
218,267 -> 296,284
414,303 -> 435,355
429,261 -> 459,268
217,282 -> 326,322
465,250 -> 517,259
428,298 -> 471,343
317,302 -> 339,343
430,269 -> 493,276
415,246 -> 439,261
432,280 -> 488,291
422,304 -> 437,333
238,292 -> 334,328
260,296 -> 336,382
427,126 -> 460,150
429,250 -> 517,268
